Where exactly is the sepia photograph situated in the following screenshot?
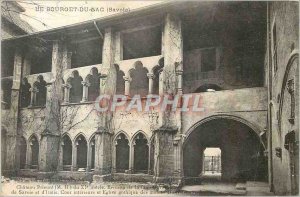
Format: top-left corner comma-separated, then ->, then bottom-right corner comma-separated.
0,0 -> 299,196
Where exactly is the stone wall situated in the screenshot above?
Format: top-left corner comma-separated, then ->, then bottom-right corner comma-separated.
268,1 -> 299,195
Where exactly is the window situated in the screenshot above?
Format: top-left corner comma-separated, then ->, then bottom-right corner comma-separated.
272,23 -> 278,73
1,45 -> 14,77
33,75 -> 47,107
86,67 -> 100,101
69,71 -> 83,103
203,147 -> 222,178
70,38 -> 102,68
115,64 -> 125,95
129,61 -> 149,97
30,43 -> 52,74
1,78 -> 12,109
123,26 -> 161,60
20,77 -> 31,108
201,48 -> 216,72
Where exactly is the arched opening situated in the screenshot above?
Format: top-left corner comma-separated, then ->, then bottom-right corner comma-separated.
20,77 -> 31,108
86,67 -> 100,101
69,70 -> 83,103
1,129 -> 7,171
133,133 -> 149,174
19,137 -> 27,169
115,133 -> 129,173
75,135 -> 87,171
90,136 -> 95,170
152,62 -> 164,95
193,84 -> 222,93
115,64 -> 125,95
149,137 -> 155,175
183,118 -> 267,184
30,135 -> 39,169
34,75 -> 47,106
202,147 -> 222,180
1,78 -> 13,109
129,61 -> 149,97
62,135 -> 72,171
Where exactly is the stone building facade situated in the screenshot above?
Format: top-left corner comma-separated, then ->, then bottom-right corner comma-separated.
1,1 -> 298,195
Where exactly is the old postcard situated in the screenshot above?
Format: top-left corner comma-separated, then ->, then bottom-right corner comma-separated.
0,0 -> 299,196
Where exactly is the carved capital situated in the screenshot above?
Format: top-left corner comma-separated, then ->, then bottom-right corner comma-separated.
147,73 -> 154,79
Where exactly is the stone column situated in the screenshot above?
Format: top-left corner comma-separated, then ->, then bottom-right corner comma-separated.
39,40 -> 66,173
57,141 -> 64,171
29,87 -> 38,107
154,12 -> 183,184
147,73 -> 154,94
62,84 -> 71,104
176,70 -> 183,95
112,140 -> 117,173
94,129 -> 113,175
81,81 -> 90,102
4,48 -> 23,176
72,143 -> 77,171
147,142 -> 151,174
123,76 -> 131,96
128,140 -> 135,174
159,69 -> 164,95
86,143 -> 91,172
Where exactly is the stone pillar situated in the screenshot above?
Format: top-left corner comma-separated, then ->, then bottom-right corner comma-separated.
62,84 -> 71,104
81,81 -> 90,102
123,76 -> 131,96
39,40 -> 66,173
147,142 -> 151,174
57,141 -> 64,171
154,12 -> 183,184
29,87 -> 38,107
4,48 -> 23,176
128,141 -> 135,174
147,73 -> 154,94
176,70 -> 183,95
72,143 -> 77,171
94,129 -> 113,175
112,140 -> 117,173
159,69 -> 164,95
86,143 -> 92,172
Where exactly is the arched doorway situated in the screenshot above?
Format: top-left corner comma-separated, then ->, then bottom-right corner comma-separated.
75,135 -> 87,171
133,132 -> 149,173
62,135 -> 72,171
19,137 -> 27,169
183,117 -> 267,184
115,133 -> 129,173
29,135 -> 39,169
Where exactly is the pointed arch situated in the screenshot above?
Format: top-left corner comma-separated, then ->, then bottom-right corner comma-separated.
69,70 -> 83,103
28,134 -> 39,169
19,136 -> 27,169
75,134 -> 88,169
62,134 -> 72,170
114,131 -> 130,173
114,64 -> 125,95
129,61 -> 149,97
132,131 -> 149,173
85,67 -> 100,101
